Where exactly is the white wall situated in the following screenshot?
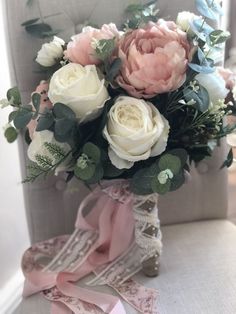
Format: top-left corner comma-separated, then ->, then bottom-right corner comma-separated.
0,0 -> 29,312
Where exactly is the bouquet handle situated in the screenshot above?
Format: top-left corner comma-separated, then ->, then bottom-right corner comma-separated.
133,193 -> 162,277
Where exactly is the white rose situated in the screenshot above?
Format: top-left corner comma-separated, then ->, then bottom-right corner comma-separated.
36,36 -> 65,67
196,72 -> 228,105
176,11 -> 198,34
103,96 -> 170,169
48,63 -> 109,122
28,130 -> 71,173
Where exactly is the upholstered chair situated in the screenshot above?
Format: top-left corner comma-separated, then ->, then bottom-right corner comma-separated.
4,0 -> 236,313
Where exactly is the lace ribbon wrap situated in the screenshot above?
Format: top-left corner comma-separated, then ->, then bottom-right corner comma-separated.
22,180 -> 161,314
133,194 -> 162,277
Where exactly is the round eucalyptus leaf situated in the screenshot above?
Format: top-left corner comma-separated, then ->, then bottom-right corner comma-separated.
36,114 -> 54,132
170,171 -> 185,192
74,163 -> 96,181
168,149 -> 188,166
151,176 -> 171,195
14,110 -> 33,129
4,127 -> 18,143
83,142 -> 101,164
131,167 -> 155,195
7,87 -> 21,105
53,103 -> 76,119
158,154 -> 181,175
8,111 -> 18,123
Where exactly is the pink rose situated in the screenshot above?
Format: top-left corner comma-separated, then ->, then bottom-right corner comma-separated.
116,20 -> 190,98
217,67 -> 236,90
27,81 -> 53,140
64,23 -> 120,66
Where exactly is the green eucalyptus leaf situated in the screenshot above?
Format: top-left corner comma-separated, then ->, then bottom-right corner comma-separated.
7,87 -> 21,105
21,18 -> 40,26
74,163 -> 96,180
25,128 -> 32,145
53,103 -> 76,119
209,30 -> 231,45
8,111 -> 18,123
221,148 -> 233,169
170,171 -> 185,191
36,114 -> 54,131
158,154 -> 181,175
83,142 -> 101,164
14,109 -> 33,129
25,23 -> 52,38
131,167 -> 156,195
4,127 -> 18,143
54,118 -> 75,141
32,93 -> 41,119
168,149 -> 188,167
151,176 -> 171,195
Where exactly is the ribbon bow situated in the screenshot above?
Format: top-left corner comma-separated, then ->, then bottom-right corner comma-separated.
21,181 -> 159,314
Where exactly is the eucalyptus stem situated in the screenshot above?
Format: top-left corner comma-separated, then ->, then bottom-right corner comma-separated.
12,103 -> 50,118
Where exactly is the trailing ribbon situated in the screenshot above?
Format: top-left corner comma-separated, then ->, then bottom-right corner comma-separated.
21,180 -> 160,314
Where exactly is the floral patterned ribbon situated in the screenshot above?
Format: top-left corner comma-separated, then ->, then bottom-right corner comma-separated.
21,181 -> 159,314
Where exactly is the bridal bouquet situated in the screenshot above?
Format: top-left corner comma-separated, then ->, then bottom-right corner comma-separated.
1,1 -> 236,312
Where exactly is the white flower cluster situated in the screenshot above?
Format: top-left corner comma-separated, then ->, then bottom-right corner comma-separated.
36,36 -> 65,67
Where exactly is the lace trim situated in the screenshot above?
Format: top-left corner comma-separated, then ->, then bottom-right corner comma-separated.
133,194 -> 162,266
43,229 -> 99,273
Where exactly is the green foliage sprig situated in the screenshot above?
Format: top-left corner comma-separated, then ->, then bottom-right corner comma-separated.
123,0 -> 159,30
23,142 -> 71,183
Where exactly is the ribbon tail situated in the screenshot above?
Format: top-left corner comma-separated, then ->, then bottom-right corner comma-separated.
56,275 -> 127,314
111,279 -> 159,314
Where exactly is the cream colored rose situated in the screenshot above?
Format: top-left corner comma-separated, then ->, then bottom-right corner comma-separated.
48,63 -> 109,122
176,11 -> 198,34
36,36 -> 65,67
28,130 -> 71,173
103,96 -> 170,169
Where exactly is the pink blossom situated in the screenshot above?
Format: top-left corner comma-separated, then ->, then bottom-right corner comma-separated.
64,23 -> 120,66
27,81 -> 52,140
217,67 -> 236,90
116,20 -> 190,99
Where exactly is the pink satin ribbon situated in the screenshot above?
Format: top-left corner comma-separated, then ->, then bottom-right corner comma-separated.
21,181 -> 159,314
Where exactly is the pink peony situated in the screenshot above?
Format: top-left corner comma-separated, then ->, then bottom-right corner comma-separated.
27,81 -> 53,140
217,67 -> 236,90
64,23 -> 120,66
116,20 -> 190,98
